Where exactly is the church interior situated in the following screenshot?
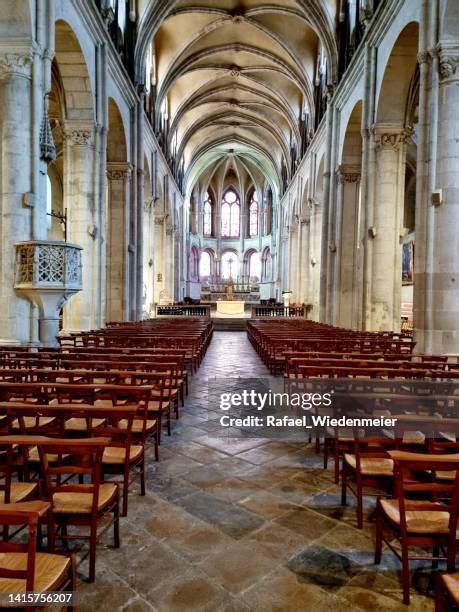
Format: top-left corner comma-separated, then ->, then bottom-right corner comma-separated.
0,0 -> 458,609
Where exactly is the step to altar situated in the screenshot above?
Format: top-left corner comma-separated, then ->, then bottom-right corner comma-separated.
212,318 -> 248,331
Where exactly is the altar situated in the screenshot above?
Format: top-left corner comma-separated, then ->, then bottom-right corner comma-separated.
216,300 -> 245,316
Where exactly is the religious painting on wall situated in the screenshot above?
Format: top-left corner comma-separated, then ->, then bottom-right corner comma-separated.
402,241 -> 414,284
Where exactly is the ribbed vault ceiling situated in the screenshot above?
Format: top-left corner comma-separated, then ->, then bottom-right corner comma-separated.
138,0 -> 338,194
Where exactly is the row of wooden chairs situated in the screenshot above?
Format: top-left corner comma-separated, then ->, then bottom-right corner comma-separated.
0,320 -> 210,604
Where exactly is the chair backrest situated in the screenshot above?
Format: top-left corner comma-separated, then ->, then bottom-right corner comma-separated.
390,451 -> 459,538
351,433 -> 395,469
39,438 -> 109,517
0,501 -> 51,591
0,444 -> 16,503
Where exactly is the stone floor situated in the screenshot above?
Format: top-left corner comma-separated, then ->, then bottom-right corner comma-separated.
78,332 -> 435,611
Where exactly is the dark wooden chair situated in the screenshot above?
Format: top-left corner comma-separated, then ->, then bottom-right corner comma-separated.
375,450 -> 459,604
38,437 -> 119,583
96,406 -> 147,517
341,434 -> 395,528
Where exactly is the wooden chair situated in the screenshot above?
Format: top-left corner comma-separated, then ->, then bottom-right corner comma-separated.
341,434 -> 395,528
38,437 -> 119,583
435,572 -> 459,611
0,500 -> 75,611
375,451 -> 459,604
95,407 -> 146,517
0,443 -> 38,506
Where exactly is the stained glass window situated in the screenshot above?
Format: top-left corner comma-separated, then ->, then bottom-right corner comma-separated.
249,251 -> 261,280
199,251 -> 211,278
203,192 -> 212,237
221,189 -> 240,237
221,251 -> 239,279
249,191 -> 258,237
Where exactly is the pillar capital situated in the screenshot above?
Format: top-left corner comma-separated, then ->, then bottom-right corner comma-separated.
62,121 -> 95,146
437,43 -> 459,83
0,50 -> 32,80
337,164 -> 361,183
372,124 -> 412,151
106,162 -> 133,182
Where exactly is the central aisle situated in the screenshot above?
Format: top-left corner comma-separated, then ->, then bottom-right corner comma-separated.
79,332 -> 433,611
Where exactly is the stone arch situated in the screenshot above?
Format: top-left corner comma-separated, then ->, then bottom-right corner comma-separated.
106,98 -> 129,323
54,20 -> 94,121
189,246 -> 200,282
338,101 -> 363,329
200,247 -> 216,282
376,22 -> 419,125
261,246 -> 272,283
370,22 -> 419,332
54,19 -> 98,332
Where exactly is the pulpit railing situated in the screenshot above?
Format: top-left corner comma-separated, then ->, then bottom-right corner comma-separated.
14,241 -> 82,290
251,306 -> 305,318
155,305 -> 211,318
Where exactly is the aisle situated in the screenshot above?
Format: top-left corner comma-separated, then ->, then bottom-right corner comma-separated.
79,332 -> 433,611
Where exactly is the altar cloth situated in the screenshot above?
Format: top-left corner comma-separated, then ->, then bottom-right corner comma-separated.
216,300 -> 245,315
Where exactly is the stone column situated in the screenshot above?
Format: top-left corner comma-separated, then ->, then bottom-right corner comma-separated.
0,51 -> 33,343
165,224 -> 175,300
298,216 -> 310,305
426,48 -> 459,353
288,221 -> 298,297
153,216 -> 165,305
281,228 -> 289,292
368,126 -> 410,331
338,167 -> 362,329
106,162 -> 132,322
62,122 -> 96,332
143,199 -> 155,318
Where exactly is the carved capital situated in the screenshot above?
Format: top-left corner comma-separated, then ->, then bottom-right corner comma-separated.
437,43 -> 459,83
337,165 -> 361,184
63,122 -> 94,146
439,54 -> 459,82
417,51 -> 431,65
106,162 -> 133,182
372,125 -> 412,151
0,51 -> 32,80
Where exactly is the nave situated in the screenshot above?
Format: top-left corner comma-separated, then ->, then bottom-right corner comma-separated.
1,320 -> 459,609
76,331 -> 436,611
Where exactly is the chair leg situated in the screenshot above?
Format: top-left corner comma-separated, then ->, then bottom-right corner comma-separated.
122,474 -> 129,517
432,544 -> 440,569
155,425 -> 159,461
68,553 -> 77,612
167,410 -> 171,436
315,434 -> 320,454
341,465 -> 347,506
113,501 -> 120,549
140,456 -> 146,496
401,541 -> 411,605
356,478 -> 363,529
334,444 -> 340,484
88,525 -> 97,583
374,506 -> 382,564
